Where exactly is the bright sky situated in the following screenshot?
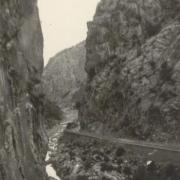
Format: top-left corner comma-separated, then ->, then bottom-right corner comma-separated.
38,0 -> 100,65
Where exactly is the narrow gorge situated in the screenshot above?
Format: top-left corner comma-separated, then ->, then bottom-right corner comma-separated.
48,0 -> 180,179
0,0 -> 180,180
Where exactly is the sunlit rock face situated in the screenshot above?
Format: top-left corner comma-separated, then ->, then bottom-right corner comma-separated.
0,0 -> 48,180
79,0 -> 180,142
43,41 -> 87,108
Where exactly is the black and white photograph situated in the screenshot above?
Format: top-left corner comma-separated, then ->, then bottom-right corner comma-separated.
0,0 -> 180,180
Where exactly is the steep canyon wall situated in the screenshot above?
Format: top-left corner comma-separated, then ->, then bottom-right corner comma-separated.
79,0 -> 180,143
43,42 -> 86,108
0,0 -> 48,180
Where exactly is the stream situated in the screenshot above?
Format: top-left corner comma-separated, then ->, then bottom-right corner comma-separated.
44,108 -> 175,180
45,108 -> 78,180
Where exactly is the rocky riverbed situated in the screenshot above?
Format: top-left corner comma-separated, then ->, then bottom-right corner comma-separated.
45,108 -> 78,180
44,108 -> 180,180
51,132 -> 180,180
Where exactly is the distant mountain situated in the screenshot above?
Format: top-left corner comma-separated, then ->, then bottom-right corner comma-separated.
43,41 -> 87,107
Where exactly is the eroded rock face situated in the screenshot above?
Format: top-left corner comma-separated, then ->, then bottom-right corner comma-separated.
43,41 -> 86,108
79,0 -> 180,142
0,1 -> 48,180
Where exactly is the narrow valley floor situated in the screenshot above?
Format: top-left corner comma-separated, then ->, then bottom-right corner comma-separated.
45,108 -> 78,180
45,108 -> 180,180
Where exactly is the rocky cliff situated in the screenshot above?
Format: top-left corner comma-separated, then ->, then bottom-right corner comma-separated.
0,0 -> 48,180
79,0 -> 180,143
43,42 -> 87,106
43,41 -> 86,107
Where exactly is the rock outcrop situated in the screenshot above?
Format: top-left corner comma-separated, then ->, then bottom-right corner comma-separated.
43,41 -> 86,108
79,0 -> 180,143
0,0 -> 48,180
